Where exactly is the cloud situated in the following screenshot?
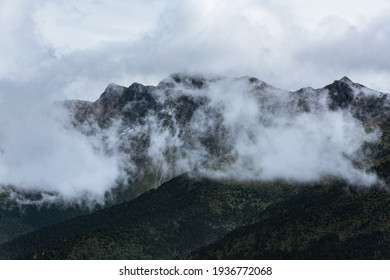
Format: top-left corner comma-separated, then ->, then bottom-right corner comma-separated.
0,73 -> 380,204
3,0 -> 390,97
175,77 -> 378,185
99,76 -> 379,191
0,82 -> 121,202
33,0 -> 165,53
296,12 -> 390,89
0,0 -> 386,203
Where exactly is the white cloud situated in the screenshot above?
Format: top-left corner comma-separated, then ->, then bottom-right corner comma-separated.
186,78 -> 378,185
0,81 -> 121,202
33,0 -> 165,53
0,0 -> 387,202
2,0 -> 390,95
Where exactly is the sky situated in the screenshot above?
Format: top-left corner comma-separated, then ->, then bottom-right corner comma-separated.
0,0 -> 388,202
1,0 -> 390,101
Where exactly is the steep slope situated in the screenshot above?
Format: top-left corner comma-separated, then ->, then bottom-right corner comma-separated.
0,174 -> 303,259
191,185 -> 390,260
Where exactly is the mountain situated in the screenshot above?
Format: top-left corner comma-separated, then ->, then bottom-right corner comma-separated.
0,74 -> 389,259
63,73 -> 390,197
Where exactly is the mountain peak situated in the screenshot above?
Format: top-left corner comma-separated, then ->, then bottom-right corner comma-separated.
128,82 -> 147,93
339,76 -> 352,83
336,76 -> 355,86
102,83 -> 126,98
325,77 -> 356,110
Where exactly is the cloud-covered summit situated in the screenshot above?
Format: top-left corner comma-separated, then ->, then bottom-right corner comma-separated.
0,73 -> 387,204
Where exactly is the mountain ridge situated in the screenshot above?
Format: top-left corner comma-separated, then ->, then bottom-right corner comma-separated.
74,74 -> 385,104
65,74 -> 390,126
64,73 -> 390,181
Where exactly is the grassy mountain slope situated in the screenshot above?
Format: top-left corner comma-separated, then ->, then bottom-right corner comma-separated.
191,184 -> 390,259
0,175 -> 302,259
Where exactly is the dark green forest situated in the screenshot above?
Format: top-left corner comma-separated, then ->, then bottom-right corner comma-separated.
0,175 -> 388,259
191,184 -> 390,259
0,175 -> 303,259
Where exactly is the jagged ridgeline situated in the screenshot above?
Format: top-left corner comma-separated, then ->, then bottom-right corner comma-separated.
63,73 -> 389,201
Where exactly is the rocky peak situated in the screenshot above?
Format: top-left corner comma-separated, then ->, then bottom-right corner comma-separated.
339,76 -> 353,84
325,77 -> 356,110
128,82 -> 148,93
101,83 -> 126,99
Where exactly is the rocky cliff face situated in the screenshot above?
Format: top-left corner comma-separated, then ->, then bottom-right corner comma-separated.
61,73 -> 390,199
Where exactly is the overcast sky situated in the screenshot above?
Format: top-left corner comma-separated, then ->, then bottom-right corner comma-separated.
1,0 -> 387,201
1,0 -> 390,99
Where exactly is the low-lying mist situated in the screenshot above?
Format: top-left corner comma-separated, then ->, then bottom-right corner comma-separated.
0,74 -> 382,204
